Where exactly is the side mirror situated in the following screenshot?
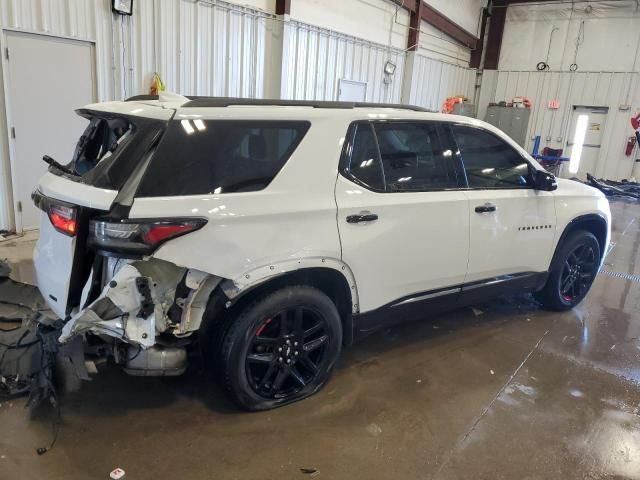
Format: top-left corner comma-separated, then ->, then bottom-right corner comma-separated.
534,170 -> 558,191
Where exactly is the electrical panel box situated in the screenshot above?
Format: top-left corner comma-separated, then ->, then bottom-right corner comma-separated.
485,105 -> 531,147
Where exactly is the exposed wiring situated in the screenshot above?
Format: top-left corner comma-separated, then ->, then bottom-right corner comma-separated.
34,328 -> 61,456
127,345 -> 143,361
537,26 -> 559,71
569,20 -> 585,71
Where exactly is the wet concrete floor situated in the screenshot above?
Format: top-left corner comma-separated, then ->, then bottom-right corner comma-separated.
1,200 -> 639,479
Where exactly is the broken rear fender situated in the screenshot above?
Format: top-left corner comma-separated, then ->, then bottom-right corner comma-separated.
59,258 -> 222,347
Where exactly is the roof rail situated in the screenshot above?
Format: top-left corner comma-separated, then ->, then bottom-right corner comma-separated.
124,94 -> 160,102
180,97 -> 435,112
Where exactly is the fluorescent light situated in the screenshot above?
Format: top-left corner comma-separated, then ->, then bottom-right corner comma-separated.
181,119 -> 195,135
481,167 -> 495,174
193,119 -> 206,131
569,114 -> 589,174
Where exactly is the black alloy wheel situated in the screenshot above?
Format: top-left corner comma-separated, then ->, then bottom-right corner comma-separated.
246,307 -> 329,398
219,285 -> 342,410
535,230 -> 601,310
558,243 -> 598,303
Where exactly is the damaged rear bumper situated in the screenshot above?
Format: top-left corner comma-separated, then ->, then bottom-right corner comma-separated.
58,258 -> 222,376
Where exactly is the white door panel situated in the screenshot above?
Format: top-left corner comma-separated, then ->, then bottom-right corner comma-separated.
565,106 -> 608,179
336,176 -> 469,313
464,189 -> 556,282
5,32 -> 94,231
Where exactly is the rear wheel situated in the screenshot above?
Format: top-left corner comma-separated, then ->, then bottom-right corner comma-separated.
534,230 -> 600,310
220,285 -> 342,410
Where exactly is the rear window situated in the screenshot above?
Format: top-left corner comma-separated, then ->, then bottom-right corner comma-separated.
71,117 -> 131,175
62,111 -> 167,190
135,120 -> 310,197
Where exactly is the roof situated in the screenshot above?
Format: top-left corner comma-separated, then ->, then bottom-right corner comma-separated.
124,94 -> 436,113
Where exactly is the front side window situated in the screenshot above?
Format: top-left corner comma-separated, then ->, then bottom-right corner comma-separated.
451,125 -> 533,189
343,121 -> 460,192
374,122 -> 458,192
136,120 -> 309,197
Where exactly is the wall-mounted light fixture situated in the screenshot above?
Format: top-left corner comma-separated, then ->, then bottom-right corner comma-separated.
384,61 -> 396,76
112,0 -> 133,15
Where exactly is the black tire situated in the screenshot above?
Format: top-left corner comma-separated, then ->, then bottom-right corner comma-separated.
220,285 -> 342,411
534,230 -> 600,311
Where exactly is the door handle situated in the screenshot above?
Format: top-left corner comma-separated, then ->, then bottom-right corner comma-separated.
475,203 -> 497,213
346,212 -> 379,223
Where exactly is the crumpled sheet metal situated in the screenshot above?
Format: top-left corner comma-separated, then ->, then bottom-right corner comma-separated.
60,260 -> 187,348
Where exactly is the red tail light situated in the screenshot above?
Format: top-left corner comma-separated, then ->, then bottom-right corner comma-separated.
89,218 -> 206,256
48,203 -> 78,236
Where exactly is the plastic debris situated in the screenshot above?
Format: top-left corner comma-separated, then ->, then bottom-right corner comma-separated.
490,370 -> 495,375
300,468 -> 319,476
472,308 -> 483,316
110,468 -> 126,480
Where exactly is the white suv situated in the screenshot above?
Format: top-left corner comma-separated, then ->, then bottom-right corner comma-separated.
32,94 -> 611,410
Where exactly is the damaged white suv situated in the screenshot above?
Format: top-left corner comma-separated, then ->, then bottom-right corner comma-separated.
33,94 -> 611,410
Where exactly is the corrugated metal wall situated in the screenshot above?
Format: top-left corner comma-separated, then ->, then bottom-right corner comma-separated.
487,70 -> 640,180
281,20 -> 405,103
0,0 -> 272,101
409,54 -> 476,111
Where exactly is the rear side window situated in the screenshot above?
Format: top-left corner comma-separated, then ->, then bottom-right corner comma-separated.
451,125 -> 533,188
347,123 -> 385,191
136,120 -> 310,197
374,122 -> 458,191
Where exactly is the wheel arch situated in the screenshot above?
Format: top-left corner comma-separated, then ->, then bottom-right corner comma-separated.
552,213 -> 609,267
201,263 -> 358,347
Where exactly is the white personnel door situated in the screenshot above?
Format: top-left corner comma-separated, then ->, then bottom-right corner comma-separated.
338,79 -> 367,102
5,31 -> 95,231
565,106 -> 608,180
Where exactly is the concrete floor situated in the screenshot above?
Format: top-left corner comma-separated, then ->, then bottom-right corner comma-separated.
1,200 -> 639,480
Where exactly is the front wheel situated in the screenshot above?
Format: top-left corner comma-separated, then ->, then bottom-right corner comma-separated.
219,285 -> 342,411
534,230 -> 600,310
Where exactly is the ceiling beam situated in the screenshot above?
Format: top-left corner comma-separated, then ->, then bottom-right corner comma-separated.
421,3 -> 478,50
390,1 -> 479,52
484,0 -> 508,69
469,7 -> 488,68
406,0 -> 424,51
275,0 -> 290,15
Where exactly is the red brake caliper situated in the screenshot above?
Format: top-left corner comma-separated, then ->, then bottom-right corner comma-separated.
255,318 -> 272,337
